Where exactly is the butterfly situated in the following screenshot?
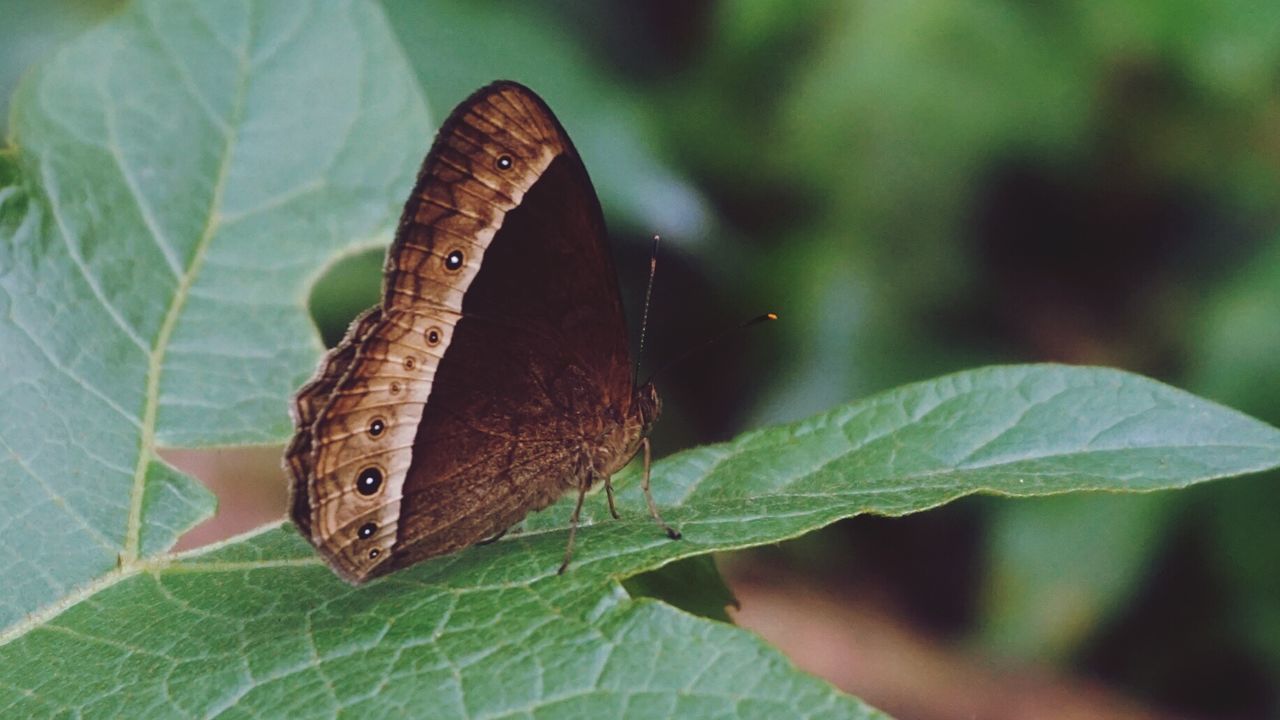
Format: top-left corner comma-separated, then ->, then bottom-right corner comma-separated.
285,81 -> 678,584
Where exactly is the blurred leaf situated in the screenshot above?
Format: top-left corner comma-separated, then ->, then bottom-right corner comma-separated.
1189,235 -> 1280,423
659,0 -> 831,186
730,0 -> 1280,437
0,0 -> 122,129
623,555 -> 738,623
1191,234 -> 1280,675
1073,1 -> 1280,102
307,246 -> 383,348
977,492 -> 1174,662
779,1 -> 1280,301
1209,473 -> 1280,673
780,2 -> 1091,310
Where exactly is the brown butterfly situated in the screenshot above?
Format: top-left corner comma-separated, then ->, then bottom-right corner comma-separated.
285,81 -> 679,584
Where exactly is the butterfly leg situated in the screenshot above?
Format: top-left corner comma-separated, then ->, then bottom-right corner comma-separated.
642,437 -> 681,540
603,474 -> 621,520
558,475 -> 592,575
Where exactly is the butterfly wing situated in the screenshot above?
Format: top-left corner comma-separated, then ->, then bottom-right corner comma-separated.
387,144 -> 636,575
286,82 -> 633,583
285,306 -> 382,540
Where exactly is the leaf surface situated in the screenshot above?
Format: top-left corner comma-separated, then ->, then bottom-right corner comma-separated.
0,0 -> 427,628
4,2 -> 1280,718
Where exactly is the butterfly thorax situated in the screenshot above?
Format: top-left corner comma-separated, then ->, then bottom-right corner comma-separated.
589,382 -> 661,480
634,381 -> 661,438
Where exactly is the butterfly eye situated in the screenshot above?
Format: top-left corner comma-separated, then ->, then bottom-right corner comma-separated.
356,467 -> 383,496
358,522 -> 377,539
495,154 -> 513,170
445,249 -> 464,271
368,417 -> 385,437
426,327 -> 442,346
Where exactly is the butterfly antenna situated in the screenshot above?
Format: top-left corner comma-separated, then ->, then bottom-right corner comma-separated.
634,234 -> 661,385
645,312 -> 778,385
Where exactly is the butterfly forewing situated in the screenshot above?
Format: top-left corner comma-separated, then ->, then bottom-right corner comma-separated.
286,81 -> 636,583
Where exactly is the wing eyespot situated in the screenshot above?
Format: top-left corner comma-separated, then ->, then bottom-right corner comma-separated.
356,466 -> 384,496
444,249 -> 464,271
368,417 -> 386,438
495,154 -> 513,171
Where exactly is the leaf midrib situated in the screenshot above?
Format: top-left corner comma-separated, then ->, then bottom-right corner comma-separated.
120,23 -> 251,564
0,24 -> 255,651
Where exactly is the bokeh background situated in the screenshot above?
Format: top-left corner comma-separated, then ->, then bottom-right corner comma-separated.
7,1 -> 1280,718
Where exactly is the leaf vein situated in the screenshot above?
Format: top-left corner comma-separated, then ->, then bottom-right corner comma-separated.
39,158 -> 150,352
100,55 -> 185,279
121,16 -> 254,563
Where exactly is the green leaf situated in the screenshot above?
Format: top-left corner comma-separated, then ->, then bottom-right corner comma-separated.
1210,473 -> 1280,673
6,362 -> 1278,718
1,527 -> 881,719
0,0 -> 428,629
977,492 -> 1175,662
5,2 -> 1280,718
0,0 -> 122,130
623,555 -> 739,623
1191,234 -> 1280,422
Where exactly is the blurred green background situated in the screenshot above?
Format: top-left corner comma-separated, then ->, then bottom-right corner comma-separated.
7,0 -> 1279,717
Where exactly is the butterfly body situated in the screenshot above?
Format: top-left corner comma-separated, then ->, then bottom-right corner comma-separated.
285,81 -> 668,583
